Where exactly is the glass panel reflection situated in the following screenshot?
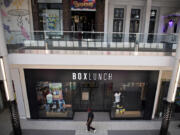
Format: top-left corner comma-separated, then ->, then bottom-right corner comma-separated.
111,82 -> 146,119
36,81 -> 74,118
113,8 -> 124,42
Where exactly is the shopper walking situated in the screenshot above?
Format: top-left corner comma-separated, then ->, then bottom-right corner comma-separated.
86,108 -> 96,133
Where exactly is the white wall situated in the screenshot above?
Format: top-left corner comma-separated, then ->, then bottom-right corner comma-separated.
8,54 -> 174,70
11,68 -> 26,118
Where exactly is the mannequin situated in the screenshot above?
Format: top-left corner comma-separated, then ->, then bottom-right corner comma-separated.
114,91 -> 121,103
46,92 -> 53,104
46,91 -> 53,112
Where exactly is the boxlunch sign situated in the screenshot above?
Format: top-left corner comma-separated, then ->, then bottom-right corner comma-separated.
71,0 -> 96,10
72,72 -> 113,81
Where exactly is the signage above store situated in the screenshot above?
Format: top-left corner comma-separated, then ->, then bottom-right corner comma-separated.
72,72 -> 113,81
71,0 -> 96,11
38,0 -> 62,3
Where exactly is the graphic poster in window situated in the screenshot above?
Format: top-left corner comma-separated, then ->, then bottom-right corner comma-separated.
82,92 -> 89,100
43,9 -> 62,31
49,83 -> 63,100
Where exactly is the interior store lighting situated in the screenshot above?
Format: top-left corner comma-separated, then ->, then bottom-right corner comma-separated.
169,19 -> 174,26
0,57 -> 10,100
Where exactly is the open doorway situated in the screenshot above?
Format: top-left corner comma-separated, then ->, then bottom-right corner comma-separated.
71,11 -> 96,32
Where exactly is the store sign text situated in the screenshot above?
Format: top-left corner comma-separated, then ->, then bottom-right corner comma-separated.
71,0 -> 96,10
72,72 -> 113,81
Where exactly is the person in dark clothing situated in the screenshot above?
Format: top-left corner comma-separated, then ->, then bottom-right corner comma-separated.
86,108 -> 96,133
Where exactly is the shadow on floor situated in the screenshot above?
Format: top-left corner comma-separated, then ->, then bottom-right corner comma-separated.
13,130 -> 76,135
0,109 -> 13,135
74,112 -> 110,121
108,130 -> 171,135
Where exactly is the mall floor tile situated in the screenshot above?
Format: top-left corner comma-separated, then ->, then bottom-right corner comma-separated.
74,112 -> 110,121
0,109 -> 13,135
22,129 -> 75,135
108,130 -> 160,135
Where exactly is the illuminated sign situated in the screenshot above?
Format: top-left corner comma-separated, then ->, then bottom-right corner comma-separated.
71,0 -> 96,10
72,72 -> 113,81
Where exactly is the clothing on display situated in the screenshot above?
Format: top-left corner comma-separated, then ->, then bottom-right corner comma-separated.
46,93 -> 53,104
114,92 -> 121,103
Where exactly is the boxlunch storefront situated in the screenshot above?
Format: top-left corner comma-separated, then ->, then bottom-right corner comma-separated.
24,69 -> 159,120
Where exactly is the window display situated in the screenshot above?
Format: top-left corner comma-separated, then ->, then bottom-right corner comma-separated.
36,82 -> 73,118
25,69 -> 158,120
175,88 -> 180,113
38,3 -> 63,39
111,82 -> 146,119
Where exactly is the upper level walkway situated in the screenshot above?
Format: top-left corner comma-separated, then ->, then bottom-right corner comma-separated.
6,31 -> 178,56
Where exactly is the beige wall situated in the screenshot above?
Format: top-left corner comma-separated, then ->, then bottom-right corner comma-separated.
162,70 -> 180,85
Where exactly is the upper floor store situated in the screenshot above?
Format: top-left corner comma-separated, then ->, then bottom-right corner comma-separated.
0,0 -> 180,54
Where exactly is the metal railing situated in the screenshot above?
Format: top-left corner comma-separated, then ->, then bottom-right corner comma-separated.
5,31 -> 178,54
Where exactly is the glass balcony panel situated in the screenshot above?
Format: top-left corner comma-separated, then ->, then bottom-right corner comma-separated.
5,31 -> 178,55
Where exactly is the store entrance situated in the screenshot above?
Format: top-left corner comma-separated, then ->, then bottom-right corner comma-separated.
72,82 -> 112,112
71,11 -> 95,32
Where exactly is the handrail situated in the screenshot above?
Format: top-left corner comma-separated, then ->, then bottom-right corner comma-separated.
7,30 -> 179,36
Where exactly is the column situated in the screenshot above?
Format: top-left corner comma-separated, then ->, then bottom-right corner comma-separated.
104,0 -> 109,42
124,5 -> 131,42
160,33 -> 180,135
167,35 -> 180,102
0,13 -> 22,135
0,15 -> 14,101
152,70 -> 162,119
143,0 -> 152,42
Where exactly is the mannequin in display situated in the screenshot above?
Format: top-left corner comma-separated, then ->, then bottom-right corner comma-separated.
114,91 -> 121,104
46,91 -> 53,112
58,90 -> 65,112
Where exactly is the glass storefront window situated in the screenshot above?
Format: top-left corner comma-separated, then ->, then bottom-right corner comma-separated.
148,10 -> 157,42
129,9 -> 141,42
110,82 -> 147,119
36,81 -> 74,118
113,8 -> 124,42
38,3 -> 63,39
25,69 -> 158,120
175,88 -> 180,113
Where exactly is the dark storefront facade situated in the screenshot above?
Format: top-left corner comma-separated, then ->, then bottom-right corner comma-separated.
24,69 -> 159,120
32,0 -> 105,32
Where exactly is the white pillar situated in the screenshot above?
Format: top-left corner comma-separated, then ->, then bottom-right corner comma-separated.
0,13 -> 15,101
143,0 -> 152,42
124,5 -> 131,42
167,33 -> 180,102
152,70 -> 162,119
104,0 -> 109,42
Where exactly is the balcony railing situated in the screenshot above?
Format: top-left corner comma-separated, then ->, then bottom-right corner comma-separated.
6,31 -> 178,54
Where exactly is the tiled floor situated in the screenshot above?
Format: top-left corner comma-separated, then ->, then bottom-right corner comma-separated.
108,130 -> 160,135
0,109 -> 13,135
74,112 -> 110,121
22,130 -> 75,135
0,111 -> 180,135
